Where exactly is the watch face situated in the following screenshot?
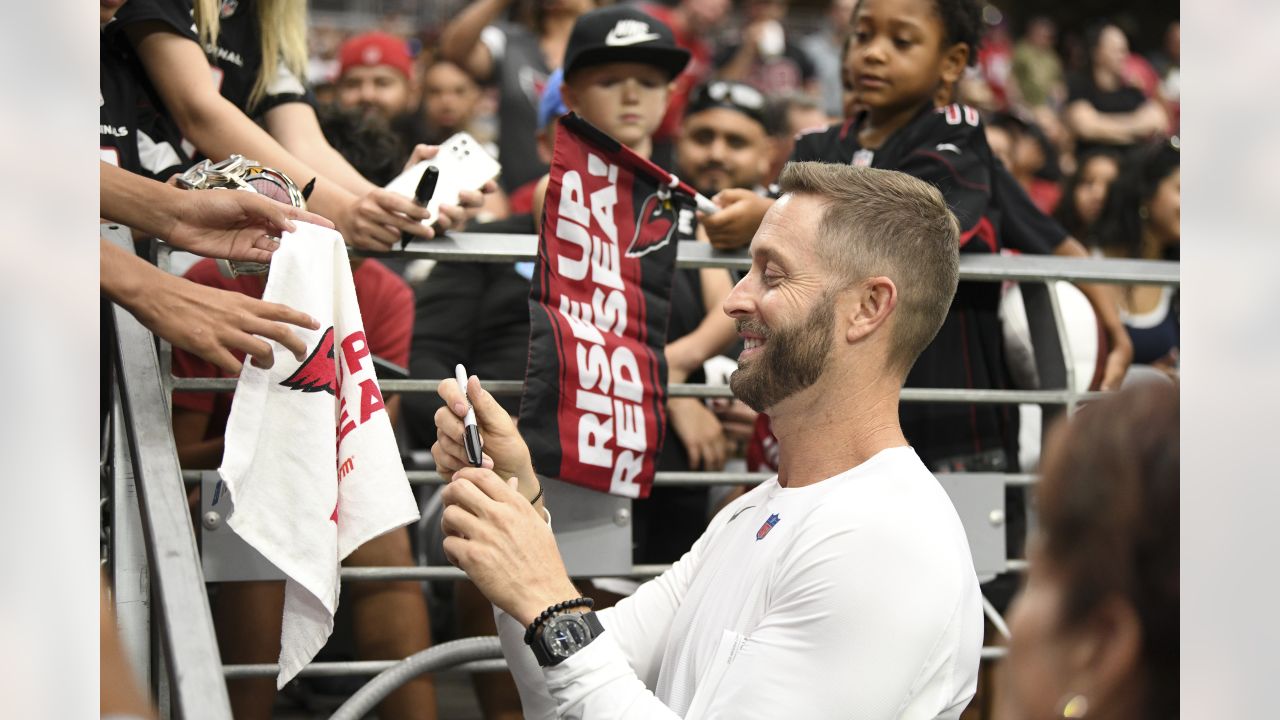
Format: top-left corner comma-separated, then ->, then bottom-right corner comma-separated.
545,615 -> 591,658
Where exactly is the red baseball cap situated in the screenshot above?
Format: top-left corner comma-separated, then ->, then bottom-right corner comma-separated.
338,32 -> 413,81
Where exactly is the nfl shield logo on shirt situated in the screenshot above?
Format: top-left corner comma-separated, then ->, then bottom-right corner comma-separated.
756,513 -> 781,541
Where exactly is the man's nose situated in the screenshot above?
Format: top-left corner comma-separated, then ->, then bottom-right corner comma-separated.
722,272 -> 756,320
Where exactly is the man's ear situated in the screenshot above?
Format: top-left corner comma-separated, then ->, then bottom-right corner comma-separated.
844,276 -> 897,344
1064,596 -> 1144,712
940,43 -> 970,87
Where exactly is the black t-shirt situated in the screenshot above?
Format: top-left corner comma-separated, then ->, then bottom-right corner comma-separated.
100,35 -> 143,175
1067,74 -> 1147,157
106,0 -> 309,122
101,30 -> 190,181
791,103 -> 1019,469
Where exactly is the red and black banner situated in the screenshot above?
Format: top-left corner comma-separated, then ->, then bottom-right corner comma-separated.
520,113 -> 695,498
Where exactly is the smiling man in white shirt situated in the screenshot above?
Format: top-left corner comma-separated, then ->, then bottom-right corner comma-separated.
432,161 -> 983,719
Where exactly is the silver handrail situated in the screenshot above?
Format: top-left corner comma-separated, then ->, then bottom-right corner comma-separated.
384,234 -> 1180,286
108,227 -> 233,719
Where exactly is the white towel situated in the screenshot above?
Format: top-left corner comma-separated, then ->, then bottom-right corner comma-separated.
217,224 -> 419,688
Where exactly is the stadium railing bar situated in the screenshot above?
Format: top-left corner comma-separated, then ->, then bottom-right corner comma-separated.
117,233 -> 1178,715
106,226 -> 234,719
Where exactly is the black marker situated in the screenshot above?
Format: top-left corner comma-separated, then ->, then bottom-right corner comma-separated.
401,165 -> 440,250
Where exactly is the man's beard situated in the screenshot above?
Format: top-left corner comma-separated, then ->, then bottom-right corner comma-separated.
693,161 -> 731,196
729,296 -> 835,413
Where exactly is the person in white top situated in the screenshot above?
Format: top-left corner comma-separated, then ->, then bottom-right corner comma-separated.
432,161 -> 984,719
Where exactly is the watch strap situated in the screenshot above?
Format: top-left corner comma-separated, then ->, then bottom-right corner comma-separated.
530,610 -> 604,667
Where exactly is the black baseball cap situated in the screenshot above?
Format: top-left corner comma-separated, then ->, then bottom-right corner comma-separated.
685,81 -> 772,133
562,6 -> 691,81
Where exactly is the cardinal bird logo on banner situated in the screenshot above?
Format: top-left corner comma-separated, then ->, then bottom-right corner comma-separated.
627,190 -> 677,258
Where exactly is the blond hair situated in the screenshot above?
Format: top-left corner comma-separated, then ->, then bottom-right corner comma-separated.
777,161 -> 961,376
195,0 -> 308,112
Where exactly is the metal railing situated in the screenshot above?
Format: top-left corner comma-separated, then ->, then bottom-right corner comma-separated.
106,226 -> 233,719
144,233 -> 1178,711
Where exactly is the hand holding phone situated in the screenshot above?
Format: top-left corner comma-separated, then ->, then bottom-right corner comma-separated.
385,133 -> 502,233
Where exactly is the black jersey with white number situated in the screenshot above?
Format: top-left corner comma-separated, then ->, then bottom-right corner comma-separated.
106,0 -> 308,121
791,102 -> 1018,470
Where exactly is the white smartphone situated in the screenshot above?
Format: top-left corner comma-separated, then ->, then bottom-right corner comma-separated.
385,132 -> 502,227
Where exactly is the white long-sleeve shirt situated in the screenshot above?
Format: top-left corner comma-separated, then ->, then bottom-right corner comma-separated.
498,446 -> 984,719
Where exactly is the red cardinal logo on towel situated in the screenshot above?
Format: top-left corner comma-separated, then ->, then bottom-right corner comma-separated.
626,192 -> 677,258
280,326 -> 336,395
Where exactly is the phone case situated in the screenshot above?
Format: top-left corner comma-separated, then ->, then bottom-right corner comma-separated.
385,132 -> 502,226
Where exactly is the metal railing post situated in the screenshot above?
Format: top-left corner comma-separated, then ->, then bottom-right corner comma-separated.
110,399 -> 152,697
107,227 -> 233,720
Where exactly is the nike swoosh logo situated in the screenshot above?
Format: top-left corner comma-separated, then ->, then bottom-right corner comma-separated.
729,505 -> 757,523
606,30 -> 661,46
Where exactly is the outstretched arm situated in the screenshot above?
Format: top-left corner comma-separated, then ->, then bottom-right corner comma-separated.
101,161 -> 332,261
1054,237 -> 1134,390
101,238 -> 318,374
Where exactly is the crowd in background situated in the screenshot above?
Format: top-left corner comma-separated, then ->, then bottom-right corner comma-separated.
100,0 -> 1180,718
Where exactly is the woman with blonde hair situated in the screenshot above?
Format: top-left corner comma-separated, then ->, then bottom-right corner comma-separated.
107,0 -> 483,252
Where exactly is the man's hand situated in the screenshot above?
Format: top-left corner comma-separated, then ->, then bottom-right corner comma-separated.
160,186 -> 333,263
433,375 -> 537,493
129,267 -> 317,375
670,398 -> 729,471
700,190 -> 772,250
710,398 -> 758,444
440,467 -> 580,626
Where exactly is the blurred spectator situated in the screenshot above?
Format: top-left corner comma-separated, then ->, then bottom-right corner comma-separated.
336,31 -> 417,124
765,93 -> 828,186
1092,140 -> 1180,376
714,0 -> 818,96
1011,17 -> 1064,111
799,0 -> 856,117
972,14 -> 1017,112
1010,16 -> 1071,176
1148,21 -> 1180,134
439,0 -> 594,193
1053,149 -> 1120,242
1001,382 -> 1178,719
642,0 -> 733,164
986,113 -> 1062,214
419,59 -> 485,145
1065,23 -> 1168,160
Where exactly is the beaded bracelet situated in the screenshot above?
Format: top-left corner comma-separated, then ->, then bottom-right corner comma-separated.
529,477 -> 544,505
524,596 -> 594,645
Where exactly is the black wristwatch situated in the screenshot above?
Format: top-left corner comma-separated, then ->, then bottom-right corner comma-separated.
528,610 -> 605,667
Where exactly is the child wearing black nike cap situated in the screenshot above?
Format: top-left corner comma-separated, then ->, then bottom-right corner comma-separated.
532,5 -> 690,219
